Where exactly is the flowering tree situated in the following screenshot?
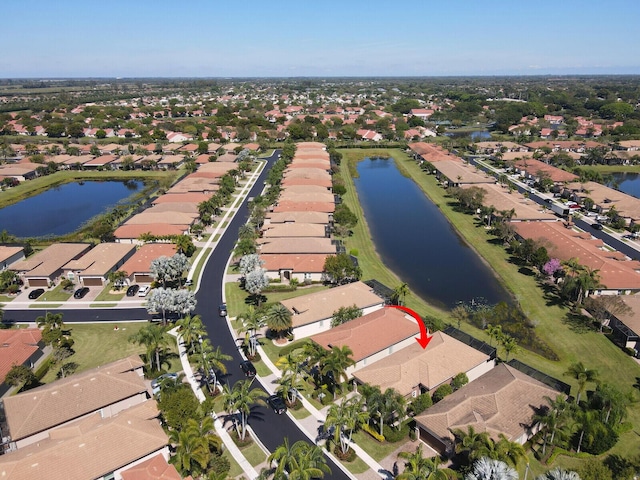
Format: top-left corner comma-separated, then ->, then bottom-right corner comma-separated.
543,258 -> 562,277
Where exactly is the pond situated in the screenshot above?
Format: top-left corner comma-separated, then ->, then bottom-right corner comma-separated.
608,172 -> 640,199
0,179 -> 144,238
354,157 -> 512,310
445,130 -> 492,140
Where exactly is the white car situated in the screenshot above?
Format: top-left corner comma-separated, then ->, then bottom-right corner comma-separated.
138,286 -> 150,297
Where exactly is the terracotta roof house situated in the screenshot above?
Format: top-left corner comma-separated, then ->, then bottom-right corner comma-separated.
466,183 -> 558,222
272,201 -> 335,213
474,141 -> 525,154
12,243 -> 92,287
353,331 -> 494,398
287,161 -> 331,171
120,453 -> 186,480
157,154 -> 184,169
0,401 -> 168,480
265,211 -> 331,225
434,160 -> 497,186
197,161 -> 238,175
608,295 -> 640,352
309,307 -> 420,373
279,191 -> 336,204
0,163 -> 39,182
152,192 -> 211,205
513,158 -> 578,184
166,177 -> 219,195
281,281 -> 385,338
145,202 -> 199,214
281,184 -> 332,195
1,355 -> 147,451
0,246 -> 24,270
414,363 -> 563,455
284,167 -> 331,180
262,223 -> 328,238
562,180 -> 640,225
125,211 -> 199,227
513,222 -> 640,293
0,329 -> 43,394
261,253 -> 330,284
118,243 -> 178,284
113,224 -> 190,244
258,237 -> 336,255
408,143 -> 458,163
62,243 -> 136,287
82,154 -> 118,168
281,175 -> 333,188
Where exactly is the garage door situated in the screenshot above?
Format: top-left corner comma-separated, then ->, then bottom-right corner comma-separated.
82,277 -> 104,287
135,274 -> 153,284
28,278 -> 49,287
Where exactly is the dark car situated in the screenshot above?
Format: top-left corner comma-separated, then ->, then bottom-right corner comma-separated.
218,303 -> 227,317
240,360 -> 256,378
266,394 -> 287,414
74,287 -> 90,299
126,284 -> 139,297
592,223 -> 604,230
28,288 -> 45,299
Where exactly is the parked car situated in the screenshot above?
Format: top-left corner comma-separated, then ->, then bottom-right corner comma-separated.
151,372 -> 179,395
592,223 -> 604,230
266,394 -> 287,414
240,360 -> 256,378
126,284 -> 139,296
218,303 -> 227,317
73,287 -> 90,299
28,288 -> 45,299
138,285 -> 150,297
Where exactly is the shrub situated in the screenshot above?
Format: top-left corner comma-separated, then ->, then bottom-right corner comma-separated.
349,249 -> 359,257
383,422 -> 410,443
432,384 -> 453,403
334,445 -> 357,462
361,423 -> 386,442
409,392 -> 432,415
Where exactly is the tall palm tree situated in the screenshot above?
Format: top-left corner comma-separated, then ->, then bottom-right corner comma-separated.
321,345 -> 355,397
452,426 -> 491,462
494,434 -> 526,468
177,314 -> 206,354
128,323 -> 172,371
564,362 -> 598,404
465,457 -> 518,480
237,306 -> 266,358
397,444 -> 456,480
378,388 -> 407,436
536,468 -> 581,480
266,303 -> 293,339
169,422 -> 210,477
195,340 -> 232,392
277,372 -> 306,406
268,439 -> 331,480
223,379 -> 267,440
325,397 -> 368,456
393,282 -> 410,306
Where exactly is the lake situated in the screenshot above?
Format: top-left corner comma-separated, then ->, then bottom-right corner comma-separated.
354,157 -> 511,310
609,172 -> 640,199
0,180 -> 144,238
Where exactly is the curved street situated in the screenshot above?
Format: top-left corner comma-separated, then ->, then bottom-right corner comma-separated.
3,150 -> 352,480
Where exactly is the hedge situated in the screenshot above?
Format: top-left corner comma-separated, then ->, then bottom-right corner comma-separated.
361,423 -> 385,442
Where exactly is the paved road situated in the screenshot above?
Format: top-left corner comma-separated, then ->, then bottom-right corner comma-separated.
4,150 -> 351,480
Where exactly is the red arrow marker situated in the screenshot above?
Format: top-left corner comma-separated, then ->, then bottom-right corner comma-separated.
387,305 -> 432,349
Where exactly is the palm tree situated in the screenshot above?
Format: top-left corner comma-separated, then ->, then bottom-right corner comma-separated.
195,340 -> 232,392
564,362 -> 598,404
397,444 -> 456,480
321,345 -> 355,398
237,306 -> 266,358
500,335 -> 519,361
266,303 -> 293,339
223,379 -> 267,441
377,388 -> 407,436
536,468 -> 581,480
453,426 -> 491,462
393,282 -> 410,306
177,314 -> 206,354
169,419 -> 211,477
269,439 -> 331,480
128,323 -> 172,371
494,435 -> 526,468
325,397 -> 368,456
486,324 -> 503,347
465,457 -> 518,480
277,372 -> 306,406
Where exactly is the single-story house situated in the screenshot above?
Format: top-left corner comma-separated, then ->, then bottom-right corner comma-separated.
0,401 -> 168,480
513,159 -> 579,184
265,211 -> 331,225
261,253 -> 329,283
152,192 -> 211,205
62,243 -> 136,287
272,201 -> 335,213
113,224 -> 191,244
1,355 -> 147,451
11,243 -> 92,287
414,363 -> 564,455
278,191 -> 336,204
0,246 -> 25,270
434,160 -> 497,186
353,330 -> 494,398
120,453 -> 184,480
0,329 -> 43,396
468,183 -> 558,222
608,294 -> 640,352
258,237 -> 336,255
118,243 -> 178,284
261,223 -> 328,238
281,281 -> 385,338
309,307 -> 420,374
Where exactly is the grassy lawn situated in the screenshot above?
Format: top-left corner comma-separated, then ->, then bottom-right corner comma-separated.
289,405 -> 311,420
337,451 -> 370,475
338,148 -> 640,463
30,303 -> 62,309
352,431 -> 411,462
191,247 -> 212,284
94,283 -> 126,302
239,440 -> 267,467
34,284 -> 72,302
225,282 -> 328,318
0,295 -> 13,303
222,450 -> 243,478
39,322 -> 181,383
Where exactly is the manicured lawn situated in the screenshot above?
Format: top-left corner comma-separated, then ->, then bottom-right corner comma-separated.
352,430 -> 411,462
34,283 -> 72,302
191,247 -> 211,285
225,282 -> 328,318
39,322 -> 181,383
0,295 -> 12,303
338,451 -> 370,475
30,303 -> 62,309
94,283 -> 126,302
239,440 -> 267,467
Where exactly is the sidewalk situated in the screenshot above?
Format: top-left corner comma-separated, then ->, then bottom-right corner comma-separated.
169,326 -> 260,480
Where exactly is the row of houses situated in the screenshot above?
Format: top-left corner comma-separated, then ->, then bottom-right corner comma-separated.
0,355 -> 185,480
259,142 -> 339,283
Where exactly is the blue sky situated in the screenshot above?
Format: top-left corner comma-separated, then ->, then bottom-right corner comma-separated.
4,0 -> 640,78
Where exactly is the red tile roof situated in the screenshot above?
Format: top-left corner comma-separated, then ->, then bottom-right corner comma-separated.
0,329 -> 42,383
